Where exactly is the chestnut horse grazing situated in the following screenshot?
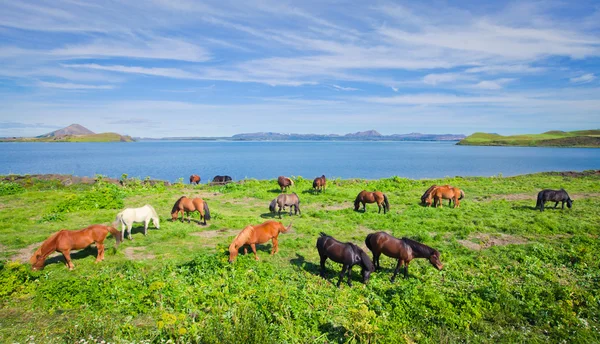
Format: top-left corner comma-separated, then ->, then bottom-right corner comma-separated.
189,175 -> 201,185
277,176 -> 294,192
365,232 -> 443,282
29,224 -> 122,271
354,190 -> 390,214
228,220 -> 292,262
316,233 -> 374,287
313,175 -> 326,192
171,196 -> 211,225
426,185 -> 464,208
421,185 -> 438,204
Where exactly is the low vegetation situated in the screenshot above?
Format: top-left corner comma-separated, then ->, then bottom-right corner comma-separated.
0,133 -> 134,142
1,172 -> 599,343
457,130 -> 600,147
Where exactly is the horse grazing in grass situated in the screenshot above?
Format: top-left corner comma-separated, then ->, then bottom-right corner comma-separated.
30,224 -> 122,271
228,220 -> 292,262
536,189 -> 572,212
354,190 -> 390,214
114,204 -> 160,240
212,175 -> 232,184
426,185 -> 464,208
269,193 -> 301,218
313,175 -> 326,192
421,185 -> 438,204
365,232 -> 443,282
171,196 -> 211,225
316,233 -> 374,287
277,176 -> 294,192
189,175 -> 201,185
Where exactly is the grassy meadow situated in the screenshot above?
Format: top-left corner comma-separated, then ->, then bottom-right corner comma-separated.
1,172 -> 599,343
457,130 -> 600,147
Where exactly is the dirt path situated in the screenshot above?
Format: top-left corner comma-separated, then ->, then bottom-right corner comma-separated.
458,233 -> 528,251
124,247 -> 155,260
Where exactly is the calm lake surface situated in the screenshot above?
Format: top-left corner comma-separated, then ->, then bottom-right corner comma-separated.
1,141 -> 599,182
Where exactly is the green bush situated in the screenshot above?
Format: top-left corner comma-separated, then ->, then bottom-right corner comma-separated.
0,181 -> 25,196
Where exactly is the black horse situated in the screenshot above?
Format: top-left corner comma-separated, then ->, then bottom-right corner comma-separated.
536,189 -> 573,212
269,193 -> 301,219
212,175 -> 232,184
316,233 -> 374,287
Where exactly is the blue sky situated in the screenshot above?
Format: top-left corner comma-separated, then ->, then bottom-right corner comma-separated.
0,0 -> 599,137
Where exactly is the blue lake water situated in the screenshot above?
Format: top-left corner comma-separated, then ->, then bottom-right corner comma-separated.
1,141 -> 599,182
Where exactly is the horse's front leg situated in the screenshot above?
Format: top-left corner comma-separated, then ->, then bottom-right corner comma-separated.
404,262 -> 410,279
373,253 -> 381,270
561,201 -> 565,209
554,202 -> 559,209
271,237 -> 278,255
96,241 -> 105,262
278,207 -> 282,219
250,244 -> 259,260
391,259 -> 404,282
144,219 -> 149,236
337,264 -> 348,287
347,265 -> 353,287
63,250 -> 74,270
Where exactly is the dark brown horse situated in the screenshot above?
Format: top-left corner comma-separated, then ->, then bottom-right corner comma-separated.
354,190 -> 390,214
277,176 -> 294,192
171,196 -> 211,225
189,175 -> 201,185
30,224 -> 122,270
313,175 -> 326,192
536,189 -> 572,212
212,175 -> 232,184
269,193 -> 301,218
365,232 -> 443,282
316,233 -> 375,287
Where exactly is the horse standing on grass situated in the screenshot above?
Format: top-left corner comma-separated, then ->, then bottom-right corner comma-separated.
114,204 -> 160,240
425,185 -> 464,208
171,196 -> 211,225
277,176 -> 294,192
30,224 -> 122,270
316,233 -> 374,287
212,175 -> 232,184
269,193 -> 301,218
313,175 -> 326,192
228,220 -> 292,262
354,190 -> 390,214
365,232 -> 443,282
189,175 -> 201,185
536,189 -> 573,212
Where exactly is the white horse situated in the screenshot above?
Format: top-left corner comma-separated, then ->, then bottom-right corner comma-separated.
114,205 -> 160,240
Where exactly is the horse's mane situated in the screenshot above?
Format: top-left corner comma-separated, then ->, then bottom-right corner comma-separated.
171,196 -> 186,214
402,237 -> 437,256
354,191 -> 364,207
232,226 -> 255,248
145,204 -> 159,218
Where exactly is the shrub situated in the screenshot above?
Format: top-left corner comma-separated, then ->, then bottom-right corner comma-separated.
0,181 -> 25,196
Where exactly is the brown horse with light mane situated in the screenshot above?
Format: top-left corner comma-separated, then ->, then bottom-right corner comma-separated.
277,176 -> 294,192
313,175 -> 326,192
29,224 -> 122,271
354,190 -> 390,214
365,232 -> 443,282
228,220 -> 292,263
425,185 -> 464,208
171,196 -> 211,225
189,175 -> 201,185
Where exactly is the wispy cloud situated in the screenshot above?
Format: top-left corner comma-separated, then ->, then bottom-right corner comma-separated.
470,78 -> 516,90
570,73 -> 596,84
331,84 -> 359,91
37,81 -> 114,90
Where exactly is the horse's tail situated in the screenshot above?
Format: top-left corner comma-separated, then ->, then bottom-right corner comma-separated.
113,211 -> 124,228
281,222 -> 292,233
106,225 -> 123,246
459,190 -> 465,200
203,201 -> 211,221
383,194 -> 390,211
289,178 -> 294,186
359,248 -> 375,272
365,233 -> 373,252
171,196 -> 185,214
269,199 -> 277,212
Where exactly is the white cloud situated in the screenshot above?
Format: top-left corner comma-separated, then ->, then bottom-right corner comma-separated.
37,81 -> 114,90
471,78 -> 516,90
570,73 -> 596,84
331,85 -> 359,91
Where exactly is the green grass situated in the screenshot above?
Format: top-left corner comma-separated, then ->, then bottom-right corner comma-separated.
457,130 -> 600,147
1,172 -> 599,343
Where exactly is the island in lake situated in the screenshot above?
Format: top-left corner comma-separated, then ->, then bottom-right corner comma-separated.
0,124 -> 134,142
457,130 -> 600,148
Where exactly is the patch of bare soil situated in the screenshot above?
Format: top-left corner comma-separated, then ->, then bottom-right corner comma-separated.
10,242 -> 43,262
190,228 -> 240,239
124,247 -> 155,260
458,233 -> 528,251
320,202 -> 352,211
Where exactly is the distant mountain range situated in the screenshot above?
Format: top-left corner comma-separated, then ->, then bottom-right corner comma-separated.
141,130 -> 465,141
1,124 -> 134,142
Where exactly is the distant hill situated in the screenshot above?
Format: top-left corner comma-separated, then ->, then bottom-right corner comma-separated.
213,130 -> 465,141
1,124 -> 134,142
457,130 -> 600,148
37,124 -> 95,138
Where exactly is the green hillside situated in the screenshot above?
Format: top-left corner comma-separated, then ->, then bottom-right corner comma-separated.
457,130 -> 600,147
1,133 -> 134,142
